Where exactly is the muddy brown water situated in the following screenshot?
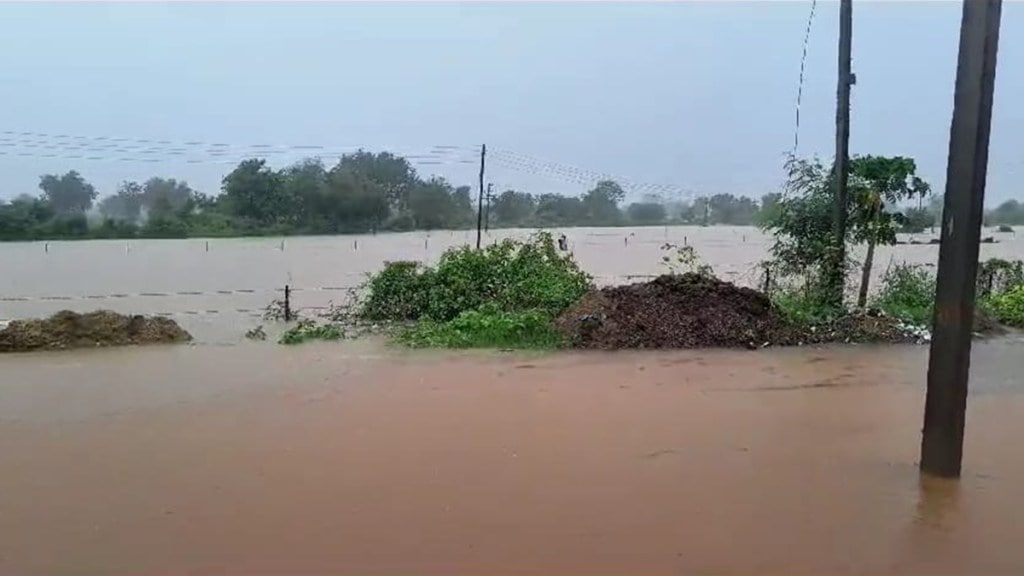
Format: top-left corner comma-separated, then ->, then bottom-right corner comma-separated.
2,226 -> 1022,343
2,338 -> 1024,575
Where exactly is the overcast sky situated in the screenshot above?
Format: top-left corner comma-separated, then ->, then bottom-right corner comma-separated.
1,1 -> 1022,204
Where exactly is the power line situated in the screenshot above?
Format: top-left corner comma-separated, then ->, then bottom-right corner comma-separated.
792,0 -> 819,155
0,129 -> 479,158
490,148 -> 706,199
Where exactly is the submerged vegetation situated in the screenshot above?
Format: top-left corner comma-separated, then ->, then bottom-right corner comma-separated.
361,232 -> 591,349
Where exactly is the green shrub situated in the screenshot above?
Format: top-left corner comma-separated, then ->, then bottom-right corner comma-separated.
397,305 -> 564,349
977,258 -> 1024,298
360,232 -> 591,349
279,319 -> 342,345
361,232 -> 592,323
874,263 -> 935,326
361,261 -> 433,321
984,286 -> 1024,327
772,284 -> 840,328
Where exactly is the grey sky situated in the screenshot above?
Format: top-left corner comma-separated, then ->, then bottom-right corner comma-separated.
1,1 -> 1022,204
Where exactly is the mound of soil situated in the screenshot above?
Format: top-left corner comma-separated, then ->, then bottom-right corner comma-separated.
557,274 -> 791,349
557,274 -> 922,350
0,310 -> 192,353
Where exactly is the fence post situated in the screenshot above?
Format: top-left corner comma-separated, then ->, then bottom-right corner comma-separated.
284,285 -> 291,322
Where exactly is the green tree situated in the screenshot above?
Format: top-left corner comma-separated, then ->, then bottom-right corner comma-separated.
581,180 -> 625,225
323,164 -> 390,232
336,150 -> 418,211
280,159 -> 329,230
756,193 -> 782,226
98,181 -> 143,222
222,159 -> 287,227
38,171 -> 97,215
492,190 -> 536,226
141,177 -> 195,217
988,200 -> 1024,226
762,155 -> 931,308
626,201 -> 667,224
708,193 -> 759,225
535,194 -> 585,226
849,155 -> 930,307
409,177 -> 464,230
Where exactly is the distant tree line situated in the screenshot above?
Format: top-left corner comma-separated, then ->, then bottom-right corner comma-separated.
0,149 -> 1019,241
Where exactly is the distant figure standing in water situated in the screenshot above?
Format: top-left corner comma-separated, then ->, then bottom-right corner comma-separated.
557,233 -> 568,252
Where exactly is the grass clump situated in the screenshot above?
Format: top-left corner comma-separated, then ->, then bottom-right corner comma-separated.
361,232 -> 591,349
398,305 -> 564,349
279,319 -> 342,345
873,263 -> 936,327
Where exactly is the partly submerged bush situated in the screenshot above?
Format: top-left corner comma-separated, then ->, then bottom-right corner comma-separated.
398,305 -> 564,349
985,285 -> 1024,328
360,232 -> 591,349
279,319 -> 342,345
361,261 -> 433,321
771,283 -> 841,328
361,232 -> 592,323
977,258 -> 1024,299
873,263 -> 936,326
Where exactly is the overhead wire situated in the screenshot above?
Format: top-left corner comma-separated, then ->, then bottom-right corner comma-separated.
792,0 -> 818,156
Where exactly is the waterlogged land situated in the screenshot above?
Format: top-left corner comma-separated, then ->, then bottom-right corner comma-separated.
2,340 -> 1024,574
1,225 -> 1022,343
3,226 -> 1024,573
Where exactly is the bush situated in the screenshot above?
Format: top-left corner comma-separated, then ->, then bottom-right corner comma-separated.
873,263 -> 935,326
361,232 -> 592,349
398,305 -> 564,349
361,232 -> 592,323
984,286 -> 1024,327
977,258 -> 1024,298
361,261 -> 433,321
771,283 -> 840,328
279,319 -> 342,345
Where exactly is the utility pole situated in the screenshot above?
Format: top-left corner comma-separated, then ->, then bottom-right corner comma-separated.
921,0 -> 1002,479
476,144 -> 486,250
484,182 -> 493,233
828,0 -> 854,308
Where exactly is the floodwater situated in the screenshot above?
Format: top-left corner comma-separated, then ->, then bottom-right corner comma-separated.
2,339 -> 1024,575
1,225 -> 1021,342
3,226 -> 1024,574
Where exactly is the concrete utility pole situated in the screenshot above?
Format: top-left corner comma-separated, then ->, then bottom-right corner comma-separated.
829,0 -> 854,307
921,0 -> 1002,478
476,144 -> 486,250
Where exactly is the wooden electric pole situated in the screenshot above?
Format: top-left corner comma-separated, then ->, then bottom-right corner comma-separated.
829,0 -> 854,307
476,144 -> 486,250
484,182 -> 493,233
921,0 -> 1002,478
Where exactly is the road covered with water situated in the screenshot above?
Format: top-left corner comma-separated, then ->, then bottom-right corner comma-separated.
2,338 -> 1023,575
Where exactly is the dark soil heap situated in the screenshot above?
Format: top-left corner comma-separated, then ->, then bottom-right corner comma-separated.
557,274 -> 791,349
0,310 -> 192,353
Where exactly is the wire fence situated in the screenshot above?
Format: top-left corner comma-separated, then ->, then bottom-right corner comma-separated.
0,266 -> 771,327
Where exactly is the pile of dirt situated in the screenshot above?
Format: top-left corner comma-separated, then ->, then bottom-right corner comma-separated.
0,310 -> 192,353
556,274 -> 792,349
556,274 -> 922,350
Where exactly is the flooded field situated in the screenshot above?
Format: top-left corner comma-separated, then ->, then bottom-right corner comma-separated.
2,340 -> 1024,575
1,225 -> 1021,343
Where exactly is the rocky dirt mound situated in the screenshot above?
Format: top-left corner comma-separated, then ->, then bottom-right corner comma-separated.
557,274 -> 792,349
0,310 -> 192,353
